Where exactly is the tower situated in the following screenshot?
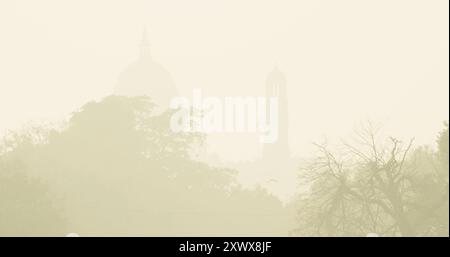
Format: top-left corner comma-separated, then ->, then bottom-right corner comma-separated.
262,66 -> 290,161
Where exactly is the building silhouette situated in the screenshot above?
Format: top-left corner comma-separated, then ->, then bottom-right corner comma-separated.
114,28 -> 178,110
262,66 -> 290,161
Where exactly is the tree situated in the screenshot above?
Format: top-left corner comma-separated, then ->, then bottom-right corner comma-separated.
293,123 -> 449,236
0,139 -> 66,236
0,96 -> 289,236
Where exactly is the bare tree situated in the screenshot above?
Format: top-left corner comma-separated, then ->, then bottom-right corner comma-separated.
294,123 -> 448,236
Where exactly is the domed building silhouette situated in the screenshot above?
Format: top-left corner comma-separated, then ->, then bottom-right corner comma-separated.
115,28 -> 178,110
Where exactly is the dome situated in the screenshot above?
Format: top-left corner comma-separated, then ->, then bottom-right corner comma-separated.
114,29 -> 178,110
115,57 -> 178,109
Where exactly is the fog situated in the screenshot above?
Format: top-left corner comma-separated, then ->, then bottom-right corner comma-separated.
0,0 -> 448,236
1,0 -> 448,161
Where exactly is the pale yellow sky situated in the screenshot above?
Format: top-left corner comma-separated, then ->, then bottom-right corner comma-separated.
0,0 -> 448,160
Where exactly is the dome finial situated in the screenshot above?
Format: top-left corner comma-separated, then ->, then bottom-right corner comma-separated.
273,61 -> 281,73
141,25 -> 149,46
140,25 -> 151,59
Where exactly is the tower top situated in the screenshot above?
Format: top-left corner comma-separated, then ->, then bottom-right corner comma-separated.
266,66 -> 286,85
262,66 -> 289,161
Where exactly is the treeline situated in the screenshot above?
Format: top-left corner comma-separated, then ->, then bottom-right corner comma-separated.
0,95 -> 447,236
0,96 -> 290,236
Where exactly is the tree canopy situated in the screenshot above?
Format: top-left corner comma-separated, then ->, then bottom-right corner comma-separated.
0,96 -> 289,236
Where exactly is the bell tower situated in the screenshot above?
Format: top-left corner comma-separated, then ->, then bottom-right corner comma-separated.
262,66 -> 290,161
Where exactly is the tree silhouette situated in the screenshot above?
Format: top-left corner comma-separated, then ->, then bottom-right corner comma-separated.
0,96 -> 289,236
293,123 -> 449,236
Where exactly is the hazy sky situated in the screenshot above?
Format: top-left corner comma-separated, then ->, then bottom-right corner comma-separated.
1,0 -> 448,160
